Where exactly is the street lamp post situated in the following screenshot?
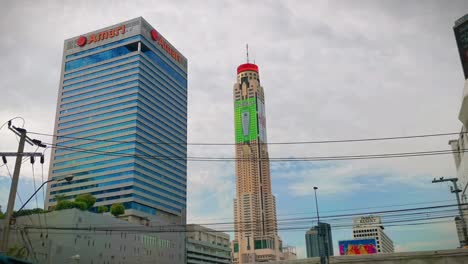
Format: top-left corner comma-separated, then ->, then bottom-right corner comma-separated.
313,186 -> 326,264
16,175 -> 74,214
313,187 -> 320,224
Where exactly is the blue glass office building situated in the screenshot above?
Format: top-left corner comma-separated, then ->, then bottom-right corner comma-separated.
46,17 -> 187,223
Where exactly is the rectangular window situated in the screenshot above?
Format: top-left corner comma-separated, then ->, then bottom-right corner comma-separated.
65,43 -> 139,72
66,36 -> 140,60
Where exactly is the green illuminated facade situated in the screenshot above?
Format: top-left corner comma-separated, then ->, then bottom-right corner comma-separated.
234,97 -> 259,143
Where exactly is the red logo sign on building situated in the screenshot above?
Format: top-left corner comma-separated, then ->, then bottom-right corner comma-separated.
76,25 -> 126,47
150,29 -> 182,63
77,36 -> 87,47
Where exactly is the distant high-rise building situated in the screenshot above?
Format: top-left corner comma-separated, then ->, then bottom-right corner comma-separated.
45,17 -> 188,227
305,222 -> 334,258
352,216 -> 394,253
186,224 -> 231,264
231,62 -> 287,263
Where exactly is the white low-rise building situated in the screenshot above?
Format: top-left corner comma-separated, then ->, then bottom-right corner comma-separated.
352,216 -> 394,253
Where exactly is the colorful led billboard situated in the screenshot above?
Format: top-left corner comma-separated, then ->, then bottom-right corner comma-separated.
257,97 -> 267,143
339,239 -> 377,255
234,98 -> 258,143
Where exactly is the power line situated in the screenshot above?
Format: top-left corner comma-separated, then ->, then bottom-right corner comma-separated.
27,130 -> 464,146
43,143 -> 468,162
188,198 -> 457,222
20,214 -> 458,234
184,203 -> 467,227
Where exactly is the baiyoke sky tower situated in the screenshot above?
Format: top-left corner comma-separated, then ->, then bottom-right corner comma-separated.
231,61 -> 287,263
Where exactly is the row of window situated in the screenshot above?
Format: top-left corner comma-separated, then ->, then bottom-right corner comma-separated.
65,44 -> 137,72
55,130 -> 136,151
53,156 -> 133,175
140,39 -> 187,89
51,165 -> 186,196
63,67 -> 139,90
57,113 -> 186,157
66,36 -> 141,60
58,119 -> 136,138
57,113 -> 137,134
139,58 -> 186,101
58,106 -> 138,128
51,178 -> 185,208
61,87 -> 138,111
55,126 -> 186,169
63,73 -> 139,96
64,55 -> 139,78
54,144 -> 186,183
59,99 -> 138,121
54,132 -> 186,173
53,143 -> 136,167
139,77 -> 187,116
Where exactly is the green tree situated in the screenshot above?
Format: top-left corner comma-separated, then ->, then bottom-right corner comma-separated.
73,201 -> 88,211
97,206 -> 109,213
110,203 -> 125,217
75,193 -> 96,209
0,206 -> 4,219
56,200 -> 75,210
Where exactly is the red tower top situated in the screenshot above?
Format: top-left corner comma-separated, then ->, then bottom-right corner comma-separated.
237,63 -> 259,74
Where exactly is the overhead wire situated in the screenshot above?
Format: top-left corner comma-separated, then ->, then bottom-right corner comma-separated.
20,214 -> 458,234
3,163 -> 34,225
42,142 -> 468,162
27,130 -> 465,146
30,157 -> 43,233
188,198 -> 457,222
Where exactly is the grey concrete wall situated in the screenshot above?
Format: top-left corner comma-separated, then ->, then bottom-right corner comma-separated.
1,209 -> 185,264
262,249 -> 468,264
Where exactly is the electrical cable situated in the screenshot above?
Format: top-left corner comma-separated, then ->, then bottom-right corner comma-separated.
3,164 -> 34,225
27,130 -> 465,146
20,214 -> 458,234
43,142 -> 468,162
188,198 -> 457,222
40,147 -> 49,238
30,161 -> 43,234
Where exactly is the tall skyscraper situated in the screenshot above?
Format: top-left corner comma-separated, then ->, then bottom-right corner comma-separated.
305,222 -> 334,258
231,62 -> 283,263
45,17 -> 188,227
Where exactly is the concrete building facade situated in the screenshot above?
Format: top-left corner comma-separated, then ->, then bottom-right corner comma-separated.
231,63 -> 294,263
186,224 -> 231,264
45,17 -> 188,226
352,216 -> 394,253
447,13 -> 468,247
305,222 -> 333,258
3,209 -> 186,264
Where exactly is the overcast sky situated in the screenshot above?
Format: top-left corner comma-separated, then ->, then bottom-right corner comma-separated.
1,0 -> 468,258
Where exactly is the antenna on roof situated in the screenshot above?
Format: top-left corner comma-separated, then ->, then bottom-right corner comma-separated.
246,44 -> 249,63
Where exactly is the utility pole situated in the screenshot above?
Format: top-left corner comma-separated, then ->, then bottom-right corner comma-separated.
432,177 -> 468,247
0,122 -> 46,253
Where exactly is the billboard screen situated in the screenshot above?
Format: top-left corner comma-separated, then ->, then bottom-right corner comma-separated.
454,15 -> 468,79
257,97 -> 267,143
339,239 -> 377,255
235,98 -> 258,143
